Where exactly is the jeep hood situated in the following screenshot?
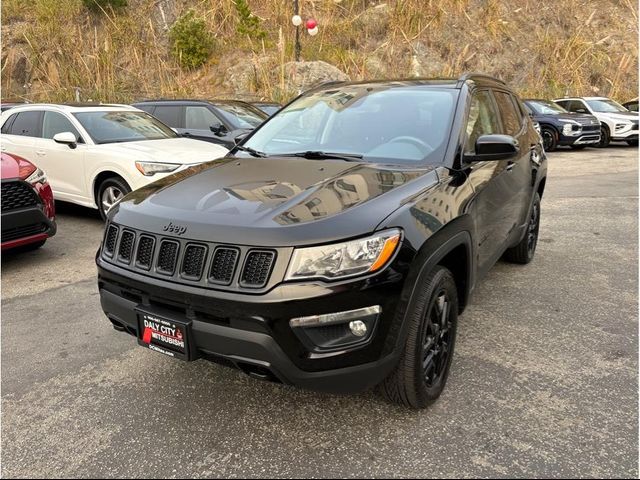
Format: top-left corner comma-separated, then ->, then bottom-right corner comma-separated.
111,157 -> 439,246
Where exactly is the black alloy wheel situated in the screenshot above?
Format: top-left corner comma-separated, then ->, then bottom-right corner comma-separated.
380,265 -> 458,409
503,192 -> 541,264
541,127 -> 557,152
597,126 -> 611,148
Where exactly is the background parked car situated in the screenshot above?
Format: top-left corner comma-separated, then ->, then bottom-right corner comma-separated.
251,102 -> 282,116
133,99 -> 268,149
1,100 -> 26,112
623,98 -> 638,112
523,99 -> 600,151
0,104 -> 228,219
554,96 -> 639,147
1,152 -> 56,251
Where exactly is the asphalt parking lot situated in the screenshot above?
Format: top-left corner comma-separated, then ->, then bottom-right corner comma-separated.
1,146 -> 638,478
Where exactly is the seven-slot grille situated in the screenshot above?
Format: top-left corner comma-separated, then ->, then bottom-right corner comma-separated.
1,181 -> 39,212
135,235 -> 155,269
103,225 -> 119,257
117,230 -> 135,263
241,251 -> 276,288
157,240 -> 179,275
102,225 -> 278,289
181,244 -> 207,279
209,247 -> 239,285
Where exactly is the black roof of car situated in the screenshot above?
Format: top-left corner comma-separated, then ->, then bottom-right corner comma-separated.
134,99 -> 256,106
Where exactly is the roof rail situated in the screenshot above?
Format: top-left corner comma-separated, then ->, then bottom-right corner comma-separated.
456,73 -> 506,87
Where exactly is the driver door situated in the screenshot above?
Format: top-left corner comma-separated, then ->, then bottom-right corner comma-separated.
184,105 -> 230,145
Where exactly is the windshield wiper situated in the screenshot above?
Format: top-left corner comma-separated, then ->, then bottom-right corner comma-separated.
279,151 -> 364,162
234,145 -> 268,158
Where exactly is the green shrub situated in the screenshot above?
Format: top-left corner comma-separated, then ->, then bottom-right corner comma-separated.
234,0 -> 266,41
169,10 -> 215,70
82,0 -> 127,13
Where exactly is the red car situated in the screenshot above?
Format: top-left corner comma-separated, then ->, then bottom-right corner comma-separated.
1,152 -> 56,251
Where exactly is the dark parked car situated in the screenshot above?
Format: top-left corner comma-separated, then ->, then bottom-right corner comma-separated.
98,74 -> 546,408
1,152 -> 56,251
252,102 -> 281,116
133,99 -> 268,149
623,98 -> 638,112
523,99 -> 600,151
0,100 -> 25,112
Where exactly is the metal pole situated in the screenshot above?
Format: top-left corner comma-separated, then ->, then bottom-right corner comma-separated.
294,0 -> 301,62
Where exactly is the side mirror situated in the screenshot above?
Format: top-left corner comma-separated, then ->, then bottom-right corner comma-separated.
53,131 -> 78,149
210,124 -> 227,136
465,134 -> 519,162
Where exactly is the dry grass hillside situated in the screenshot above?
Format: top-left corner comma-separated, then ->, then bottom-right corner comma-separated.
1,0 -> 638,103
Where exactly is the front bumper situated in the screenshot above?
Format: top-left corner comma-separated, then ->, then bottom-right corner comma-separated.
1,205 -> 56,250
612,123 -> 639,140
97,251 -> 412,393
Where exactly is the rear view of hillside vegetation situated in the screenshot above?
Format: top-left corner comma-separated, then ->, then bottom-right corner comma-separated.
1,0 -> 638,103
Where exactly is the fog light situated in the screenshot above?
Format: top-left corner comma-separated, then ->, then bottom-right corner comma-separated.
349,320 -> 367,337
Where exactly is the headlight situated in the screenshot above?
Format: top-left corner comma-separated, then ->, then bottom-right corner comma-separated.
25,167 -> 47,185
615,122 -> 631,131
561,122 -> 581,136
135,161 -> 180,176
285,229 -> 402,281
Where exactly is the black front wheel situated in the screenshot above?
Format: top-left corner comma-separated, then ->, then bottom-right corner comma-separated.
504,192 -> 541,264
380,266 -> 458,409
597,126 -> 611,148
541,127 -> 557,152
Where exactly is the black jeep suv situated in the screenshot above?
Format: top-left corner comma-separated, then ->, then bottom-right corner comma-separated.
523,99 -> 601,151
97,74 -> 547,408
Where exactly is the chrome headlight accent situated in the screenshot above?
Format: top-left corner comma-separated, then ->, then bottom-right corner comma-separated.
285,229 -> 402,282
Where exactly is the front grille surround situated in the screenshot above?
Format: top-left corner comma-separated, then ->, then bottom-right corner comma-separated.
135,235 -> 155,270
157,240 -> 180,276
240,250 -> 277,289
101,224 -> 289,293
180,243 -> 208,280
117,230 -> 136,264
209,247 -> 240,285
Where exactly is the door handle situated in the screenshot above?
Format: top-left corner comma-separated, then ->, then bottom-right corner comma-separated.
36,150 -> 46,156
506,161 -> 515,172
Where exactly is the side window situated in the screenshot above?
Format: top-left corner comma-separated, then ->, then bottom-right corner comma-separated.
42,111 -> 82,142
494,91 -> 522,136
1,113 -> 17,134
185,106 -> 223,130
464,91 -> 501,154
8,111 -> 42,137
566,100 -> 588,113
153,106 -> 181,128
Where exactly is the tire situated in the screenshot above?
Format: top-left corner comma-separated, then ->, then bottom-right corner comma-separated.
97,176 -> 131,221
541,127 -> 557,152
626,140 -> 638,147
503,192 -> 541,264
569,145 -> 587,150
380,266 -> 458,409
597,126 -> 610,148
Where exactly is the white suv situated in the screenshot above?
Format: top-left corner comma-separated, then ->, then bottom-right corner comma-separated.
554,97 -> 639,147
0,104 -> 228,218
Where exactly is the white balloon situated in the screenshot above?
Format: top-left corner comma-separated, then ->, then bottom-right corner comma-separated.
292,15 -> 302,26
308,26 -> 319,36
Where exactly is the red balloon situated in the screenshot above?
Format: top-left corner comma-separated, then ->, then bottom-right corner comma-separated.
306,19 -> 317,29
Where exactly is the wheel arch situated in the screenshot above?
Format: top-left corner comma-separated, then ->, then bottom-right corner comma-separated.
92,170 -> 131,207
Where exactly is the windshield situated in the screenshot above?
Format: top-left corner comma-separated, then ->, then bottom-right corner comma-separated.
73,110 -> 177,144
586,99 -> 628,113
214,103 -> 266,129
526,100 -> 568,115
243,86 -> 458,165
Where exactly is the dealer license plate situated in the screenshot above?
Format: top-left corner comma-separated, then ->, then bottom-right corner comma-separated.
136,310 -> 191,361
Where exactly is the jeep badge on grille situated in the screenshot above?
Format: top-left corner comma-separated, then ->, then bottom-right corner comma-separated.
163,222 -> 187,236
